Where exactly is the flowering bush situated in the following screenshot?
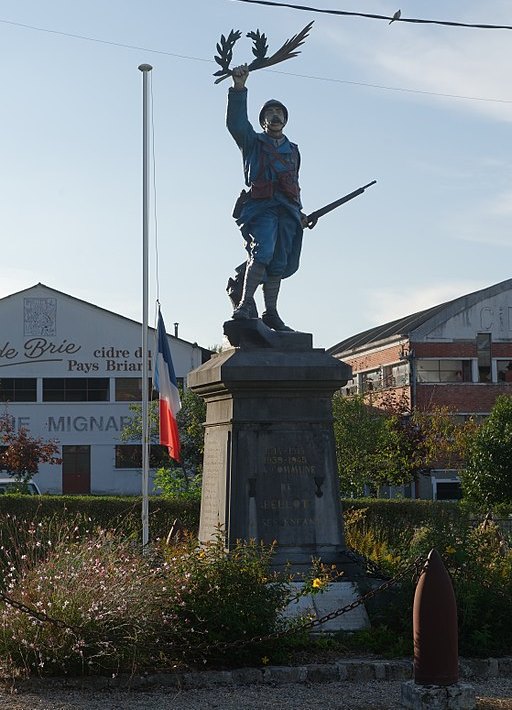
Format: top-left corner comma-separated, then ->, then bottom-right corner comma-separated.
0,525 -> 329,676
0,530 -> 181,675
439,520 -> 512,656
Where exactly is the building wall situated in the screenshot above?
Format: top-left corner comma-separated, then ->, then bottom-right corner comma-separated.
338,338 -> 512,414
415,383 -> 512,413
331,286 -> 512,500
342,342 -> 406,373
416,294 -> 512,342
413,342 -> 476,357
0,285 -> 207,495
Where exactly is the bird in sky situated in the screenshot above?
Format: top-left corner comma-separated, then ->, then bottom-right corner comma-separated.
389,9 -> 401,24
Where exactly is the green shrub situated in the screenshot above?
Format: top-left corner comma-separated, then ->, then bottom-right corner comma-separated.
1,495 -> 509,666
343,503 -> 512,657
339,624 -> 411,658
447,521 -> 512,657
0,496 -> 200,548
342,498 -> 468,549
153,466 -> 202,502
161,534 -> 300,665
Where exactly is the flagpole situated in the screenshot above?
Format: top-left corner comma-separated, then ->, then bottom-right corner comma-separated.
139,63 -> 152,549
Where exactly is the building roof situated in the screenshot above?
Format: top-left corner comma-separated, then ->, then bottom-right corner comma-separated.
0,283 -> 211,358
328,278 -> 512,356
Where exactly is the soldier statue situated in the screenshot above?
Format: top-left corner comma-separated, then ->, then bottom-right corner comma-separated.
226,64 -> 307,332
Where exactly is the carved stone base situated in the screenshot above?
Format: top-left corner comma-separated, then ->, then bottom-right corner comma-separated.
284,581 -> 370,632
400,680 -> 476,709
223,317 -> 312,350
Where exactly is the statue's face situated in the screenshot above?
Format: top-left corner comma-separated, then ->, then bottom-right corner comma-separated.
262,106 -> 286,134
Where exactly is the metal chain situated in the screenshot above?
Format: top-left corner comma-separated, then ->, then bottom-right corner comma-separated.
191,553 -> 428,655
0,590 -> 79,633
0,553 -> 428,657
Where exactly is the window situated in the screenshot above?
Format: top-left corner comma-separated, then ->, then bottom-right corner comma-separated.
43,378 -> 109,402
115,378 -> 144,402
497,360 -> 512,383
435,481 -> 462,501
341,377 -> 358,397
383,363 -> 409,388
416,359 -> 472,383
476,333 -> 491,383
361,369 -> 381,393
115,444 -> 168,469
0,378 -> 37,402
115,378 -> 169,402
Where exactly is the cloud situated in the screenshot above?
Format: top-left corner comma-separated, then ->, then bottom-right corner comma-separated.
487,190 -> 512,216
372,36 -> 512,122
446,188 -> 512,245
365,281 -> 488,325
321,5 -> 512,123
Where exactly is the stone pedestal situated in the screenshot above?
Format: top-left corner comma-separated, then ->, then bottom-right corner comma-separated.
284,581 -> 370,631
400,680 -> 476,709
188,321 -> 356,575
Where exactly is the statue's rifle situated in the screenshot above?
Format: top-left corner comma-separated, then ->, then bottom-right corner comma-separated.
305,180 -> 377,229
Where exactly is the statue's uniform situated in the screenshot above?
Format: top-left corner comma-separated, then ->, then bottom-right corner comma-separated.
226,87 -> 303,279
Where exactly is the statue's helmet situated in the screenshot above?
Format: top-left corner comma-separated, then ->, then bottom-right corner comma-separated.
259,99 -> 289,128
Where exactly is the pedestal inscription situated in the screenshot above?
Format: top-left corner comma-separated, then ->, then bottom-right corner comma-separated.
198,429 -> 229,543
261,446 -> 317,535
264,445 -> 317,509
228,426 -> 345,568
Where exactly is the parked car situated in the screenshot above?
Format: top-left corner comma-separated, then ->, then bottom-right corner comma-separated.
0,478 -> 41,495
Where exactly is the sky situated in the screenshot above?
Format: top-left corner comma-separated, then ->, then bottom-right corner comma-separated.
1,0 -> 512,351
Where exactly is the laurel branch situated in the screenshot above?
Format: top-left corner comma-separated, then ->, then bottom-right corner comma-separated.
213,21 -> 314,84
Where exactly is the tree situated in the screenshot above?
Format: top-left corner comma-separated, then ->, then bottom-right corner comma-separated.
0,413 -> 61,485
121,389 -> 206,500
332,392 -> 477,497
461,395 -> 512,506
332,394 -> 416,496
411,407 -> 477,472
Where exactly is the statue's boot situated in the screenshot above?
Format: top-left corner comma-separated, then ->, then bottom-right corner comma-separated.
232,296 -> 258,320
262,275 -> 294,332
262,310 -> 294,331
226,263 -> 258,319
232,260 -> 266,320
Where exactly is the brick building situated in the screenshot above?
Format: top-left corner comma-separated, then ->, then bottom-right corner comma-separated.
328,278 -> 512,500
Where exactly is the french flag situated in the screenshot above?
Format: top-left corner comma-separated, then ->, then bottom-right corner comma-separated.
154,309 -> 181,462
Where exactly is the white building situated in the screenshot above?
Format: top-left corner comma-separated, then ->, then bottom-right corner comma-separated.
0,284 -> 210,494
